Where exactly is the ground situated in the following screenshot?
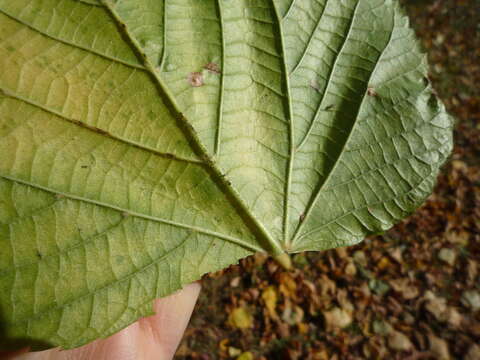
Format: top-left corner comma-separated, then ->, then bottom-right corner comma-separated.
176,1 -> 480,359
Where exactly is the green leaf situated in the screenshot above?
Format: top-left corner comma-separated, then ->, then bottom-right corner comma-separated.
0,0 -> 452,349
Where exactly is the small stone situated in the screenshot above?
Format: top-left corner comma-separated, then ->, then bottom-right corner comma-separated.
323,307 -> 352,331
428,333 -> 450,360
438,248 -> 457,266
461,290 -> 480,312
388,330 -> 413,352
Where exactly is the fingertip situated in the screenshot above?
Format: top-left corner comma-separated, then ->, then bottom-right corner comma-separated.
139,282 -> 201,360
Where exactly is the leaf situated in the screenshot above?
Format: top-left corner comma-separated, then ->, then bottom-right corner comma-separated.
261,286 -> 278,318
228,307 -> 254,329
237,351 -> 254,360
388,330 -> 413,352
323,307 -> 352,331
0,0 -> 452,349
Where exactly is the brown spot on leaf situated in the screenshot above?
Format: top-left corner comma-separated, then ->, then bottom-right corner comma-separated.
367,87 -> 377,97
204,62 -> 221,74
187,72 -> 204,87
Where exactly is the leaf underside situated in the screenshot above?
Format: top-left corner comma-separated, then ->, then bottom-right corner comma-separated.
0,0 -> 452,349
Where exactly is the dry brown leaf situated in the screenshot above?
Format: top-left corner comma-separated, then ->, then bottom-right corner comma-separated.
279,273 -> 297,298
428,333 -> 451,360
467,259 -> 478,285
319,274 -> 336,297
237,352 -> 254,360
323,307 -> 352,331
261,286 -> 278,318
219,338 -> 230,353
377,257 -> 392,271
389,278 -> 419,300
438,248 -> 457,266
388,330 -> 413,352
228,346 -> 242,357
389,247 -> 404,263
424,291 -> 448,321
228,307 -> 254,329
465,344 -> 480,360
282,300 -> 304,325
345,261 -> 357,276
230,277 -> 241,287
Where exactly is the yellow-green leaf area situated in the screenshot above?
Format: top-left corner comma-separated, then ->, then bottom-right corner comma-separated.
0,0 -> 452,350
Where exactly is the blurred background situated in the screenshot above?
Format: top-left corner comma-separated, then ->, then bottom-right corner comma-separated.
177,0 -> 480,359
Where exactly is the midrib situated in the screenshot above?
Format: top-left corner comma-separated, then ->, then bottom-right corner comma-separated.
100,0 -> 286,257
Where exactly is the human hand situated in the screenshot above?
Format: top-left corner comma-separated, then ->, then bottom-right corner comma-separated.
2,283 -> 201,360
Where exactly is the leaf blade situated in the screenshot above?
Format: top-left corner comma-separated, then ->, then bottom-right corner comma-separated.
0,0 -> 453,349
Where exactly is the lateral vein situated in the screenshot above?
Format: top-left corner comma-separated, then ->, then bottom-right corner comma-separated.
214,0 -> 226,157
289,0 -> 329,74
0,87 -> 203,165
296,0 -> 360,150
0,8 -> 146,71
291,4 -> 396,246
0,174 -> 264,254
100,0 -> 285,256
